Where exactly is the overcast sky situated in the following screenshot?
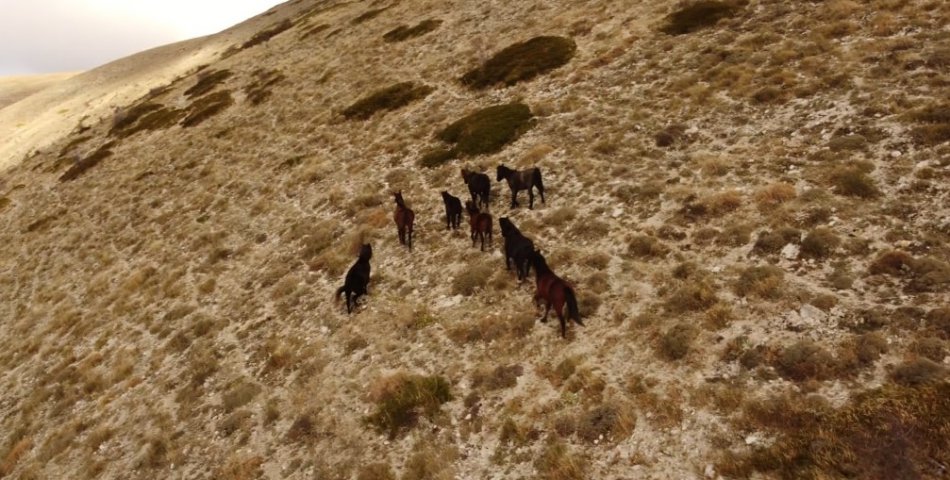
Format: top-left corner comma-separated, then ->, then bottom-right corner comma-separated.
0,0 -> 284,76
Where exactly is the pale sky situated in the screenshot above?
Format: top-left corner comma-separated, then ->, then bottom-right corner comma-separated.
0,0 -> 285,76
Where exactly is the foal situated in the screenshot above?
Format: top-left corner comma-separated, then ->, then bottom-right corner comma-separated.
461,168 -> 491,210
441,191 -> 463,230
393,191 -> 415,251
336,244 -> 373,314
499,217 -> 535,282
465,201 -> 493,251
496,164 -> 545,209
529,250 -> 583,338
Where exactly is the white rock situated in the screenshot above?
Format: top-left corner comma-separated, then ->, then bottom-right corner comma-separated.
781,243 -> 799,260
705,464 -> 716,478
800,303 -> 826,324
890,150 -> 902,158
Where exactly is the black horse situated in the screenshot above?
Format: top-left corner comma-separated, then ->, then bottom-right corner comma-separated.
336,244 -> 372,313
499,217 -> 535,282
496,164 -> 545,209
461,168 -> 491,210
441,191 -> 463,230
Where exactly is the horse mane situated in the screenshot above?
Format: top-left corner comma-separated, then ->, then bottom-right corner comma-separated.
530,250 -> 552,275
394,191 -> 407,208
358,244 -> 372,261
496,164 -> 513,180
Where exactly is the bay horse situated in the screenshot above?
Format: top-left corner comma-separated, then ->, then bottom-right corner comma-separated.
461,168 -> 491,210
336,243 -> 372,314
393,191 -> 414,251
499,217 -> 534,282
441,191 -> 463,230
528,250 -> 583,338
465,201 -> 493,251
496,164 -> 545,209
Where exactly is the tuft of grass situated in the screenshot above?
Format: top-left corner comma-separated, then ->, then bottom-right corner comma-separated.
383,19 -> 442,42
720,384 -> 950,479
119,106 -> 186,137
869,250 -> 914,276
357,463 -> 396,480
244,69 -> 286,106
754,183 -> 796,209
110,103 -> 162,134
658,323 -> 698,361
927,307 -> 950,339
734,265 -> 784,299
343,82 -> 434,120
903,104 -> 950,146
451,263 -> 494,296
471,364 -> 523,391
890,359 -> 948,386
418,147 -> 456,168
461,36 -> 576,89
576,403 -> 635,443
661,1 -> 740,35
799,227 -> 841,259
184,69 -> 233,99
774,340 -> 838,382
753,227 -> 801,255
181,91 -> 234,128
435,103 -> 534,156
59,144 -> 114,182
534,439 -> 586,480
666,279 -> 718,312
829,166 -> 880,198
627,235 -> 670,258
366,373 -> 452,439
827,134 -> 868,151
868,251 -> 950,292
222,380 -> 261,411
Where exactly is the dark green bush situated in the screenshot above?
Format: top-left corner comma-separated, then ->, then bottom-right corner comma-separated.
351,7 -> 389,25
184,70 -> 233,99
435,103 -> 534,156
661,1 -> 740,35
241,19 -> 293,50
59,145 -> 114,182
461,36 -> 576,89
383,19 -> 442,42
342,82 -> 434,120
110,103 -> 162,134
418,147 -> 457,168
181,91 -> 234,128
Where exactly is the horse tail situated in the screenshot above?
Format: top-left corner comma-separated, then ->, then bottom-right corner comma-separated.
335,286 -> 345,301
533,168 -> 544,193
564,287 -> 583,326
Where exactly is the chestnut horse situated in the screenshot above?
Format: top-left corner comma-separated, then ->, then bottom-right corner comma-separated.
528,250 -> 583,338
393,191 -> 415,251
336,243 -> 372,314
465,201 -> 493,251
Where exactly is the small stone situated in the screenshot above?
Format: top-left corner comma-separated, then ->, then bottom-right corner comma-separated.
890,150 -> 902,158
781,243 -> 799,260
705,464 -> 716,478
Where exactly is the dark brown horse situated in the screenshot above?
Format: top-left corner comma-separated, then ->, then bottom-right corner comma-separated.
441,191 -> 463,230
529,250 -> 582,338
496,164 -> 544,209
336,243 -> 372,314
465,201 -> 493,251
461,168 -> 491,210
393,191 -> 415,251
499,217 -> 534,282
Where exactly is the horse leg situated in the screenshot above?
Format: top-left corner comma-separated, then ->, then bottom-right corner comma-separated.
528,188 -> 534,209
557,308 -> 567,338
345,290 -> 352,314
510,188 -> 518,208
408,228 -> 412,251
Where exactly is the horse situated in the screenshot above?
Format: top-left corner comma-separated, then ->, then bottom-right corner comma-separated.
336,243 -> 372,314
461,168 -> 491,210
393,191 -> 415,251
441,191 -> 463,230
496,164 -> 545,209
528,249 -> 583,338
499,217 -> 535,282
465,201 -> 493,251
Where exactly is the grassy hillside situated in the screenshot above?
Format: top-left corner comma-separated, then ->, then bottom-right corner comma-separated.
1,0 -> 948,478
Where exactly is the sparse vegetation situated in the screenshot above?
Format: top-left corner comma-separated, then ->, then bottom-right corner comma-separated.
352,7 -> 390,25
658,323 -> 698,360
59,144 -> 114,182
661,1 -> 740,35
534,439 -> 586,480
184,69 -> 233,99
366,373 -> 452,438
343,82 -> 434,120
829,165 -> 880,198
461,36 -> 576,89
240,19 -> 293,50
181,91 -> 234,128
451,263 -> 494,296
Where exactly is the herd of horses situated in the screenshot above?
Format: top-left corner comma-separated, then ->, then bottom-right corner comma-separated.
336,164 -> 583,338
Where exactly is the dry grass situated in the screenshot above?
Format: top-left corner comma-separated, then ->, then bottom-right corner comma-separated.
657,323 -> 698,361
534,439 -> 586,480
366,373 -> 452,438
754,182 -> 796,209
181,91 -> 234,128
661,1 -> 740,35
799,227 -> 841,259
829,166 -> 880,198
184,69 -> 233,99
734,265 -> 784,299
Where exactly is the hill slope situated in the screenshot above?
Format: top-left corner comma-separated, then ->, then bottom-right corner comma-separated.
1,0 -> 949,479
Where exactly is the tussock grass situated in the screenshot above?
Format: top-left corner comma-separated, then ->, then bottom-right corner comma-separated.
59,144 -> 114,182
357,463 -> 396,480
471,364 -> 523,391
829,166 -> 880,198
720,384 -> 950,479
110,103 -> 162,134
666,279 -> 718,312
366,373 -> 452,438
774,340 -> 838,381
735,265 -> 784,299
890,358 -> 948,386
576,403 -> 635,443
244,69 -> 285,106
658,323 -> 698,361
451,263 -> 494,296
753,227 -> 801,255
383,19 -> 442,42
869,251 -> 950,292
343,82 -> 434,120
534,439 -> 586,480
627,235 -> 669,258
800,227 -> 840,259
461,36 -> 576,89
661,1 -> 740,35
435,103 -> 534,157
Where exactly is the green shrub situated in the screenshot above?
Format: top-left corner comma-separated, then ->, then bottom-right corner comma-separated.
800,227 -> 841,259
366,374 -> 452,438
435,103 -> 534,156
418,147 -> 457,168
461,36 -> 576,89
181,91 -> 234,128
184,69 -> 233,99
383,19 -> 442,42
661,1 -> 740,35
342,82 -> 434,120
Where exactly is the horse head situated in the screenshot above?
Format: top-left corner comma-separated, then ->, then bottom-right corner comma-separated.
359,243 -> 373,261
465,200 -> 479,215
499,217 -> 513,236
496,164 -> 508,182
